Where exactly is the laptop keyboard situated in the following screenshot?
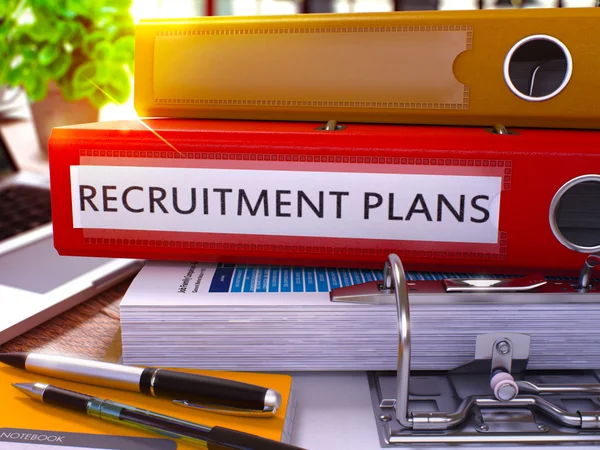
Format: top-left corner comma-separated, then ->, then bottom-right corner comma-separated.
0,184 -> 52,242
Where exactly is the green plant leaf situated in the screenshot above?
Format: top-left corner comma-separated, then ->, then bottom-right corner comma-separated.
91,40 -> 112,61
38,43 -> 60,66
112,35 -> 134,63
94,61 -> 110,84
107,65 -> 130,101
102,0 -> 133,11
66,0 -> 94,18
16,43 -> 37,61
28,77 -> 49,101
88,89 -> 108,109
22,27 -> 47,43
48,52 -> 72,79
65,22 -> 85,48
58,80 -> 77,101
82,30 -> 106,57
112,16 -> 135,36
54,3 -> 78,20
50,20 -> 71,44
5,64 -> 25,85
0,0 -> 19,19
21,68 -> 48,101
3,0 -> 134,104
104,82 -> 129,104
98,6 -> 119,15
29,0 -> 51,11
71,61 -> 97,99
23,19 -> 56,43
100,22 -> 120,40
0,66 -> 7,85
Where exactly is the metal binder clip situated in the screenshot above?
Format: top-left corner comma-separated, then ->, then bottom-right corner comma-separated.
579,253 -> 600,290
492,124 -> 509,134
487,123 -> 518,135
315,120 -> 346,131
331,254 -> 600,446
172,399 -> 277,418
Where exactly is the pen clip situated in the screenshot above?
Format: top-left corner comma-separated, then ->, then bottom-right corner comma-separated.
172,399 -> 277,418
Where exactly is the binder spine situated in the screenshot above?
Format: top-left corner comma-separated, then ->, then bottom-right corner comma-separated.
48,120 -> 600,274
134,8 -> 600,129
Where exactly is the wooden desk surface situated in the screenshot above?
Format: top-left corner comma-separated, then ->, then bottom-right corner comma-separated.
0,280 -> 131,359
0,96 -> 128,360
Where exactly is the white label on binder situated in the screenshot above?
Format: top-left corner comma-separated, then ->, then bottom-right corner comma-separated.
70,165 -> 502,244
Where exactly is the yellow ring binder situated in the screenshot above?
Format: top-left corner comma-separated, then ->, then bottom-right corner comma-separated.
134,8 -> 600,129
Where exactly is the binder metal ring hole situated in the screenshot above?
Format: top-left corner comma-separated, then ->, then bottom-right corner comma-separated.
549,174 -> 600,253
503,34 -> 572,102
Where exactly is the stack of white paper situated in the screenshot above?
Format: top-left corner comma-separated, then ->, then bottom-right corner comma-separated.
120,261 -> 600,371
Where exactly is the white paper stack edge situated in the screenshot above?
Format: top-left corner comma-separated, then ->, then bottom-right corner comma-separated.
120,261 -> 600,372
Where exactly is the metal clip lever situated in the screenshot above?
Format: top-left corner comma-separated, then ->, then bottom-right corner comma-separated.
173,400 -> 278,418
330,273 -> 549,305
443,274 -> 547,292
517,381 -> 600,396
361,254 -> 600,433
489,338 -> 519,401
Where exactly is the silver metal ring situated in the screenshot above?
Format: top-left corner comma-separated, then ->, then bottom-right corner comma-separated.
315,120 -> 346,131
149,368 -> 161,397
503,34 -> 572,102
549,174 -> 600,253
324,120 -> 338,131
492,124 -> 509,135
384,254 -> 413,428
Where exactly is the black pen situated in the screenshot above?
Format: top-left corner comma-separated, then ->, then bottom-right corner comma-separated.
13,382 -> 305,450
0,353 -> 280,416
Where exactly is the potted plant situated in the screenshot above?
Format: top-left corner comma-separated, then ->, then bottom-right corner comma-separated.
0,0 -> 135,153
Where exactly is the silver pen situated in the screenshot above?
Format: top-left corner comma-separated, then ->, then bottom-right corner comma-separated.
0,353 -> 280,417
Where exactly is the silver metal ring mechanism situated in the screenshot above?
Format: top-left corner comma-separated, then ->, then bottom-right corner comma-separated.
503,34 -> 572,102
386,253 -> 600,431
549,174 -> 600,254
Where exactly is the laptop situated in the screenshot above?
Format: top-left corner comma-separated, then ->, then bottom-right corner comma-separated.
0,128 -> 143,345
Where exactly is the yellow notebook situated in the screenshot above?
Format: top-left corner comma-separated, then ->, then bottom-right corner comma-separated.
0,365 -> 295,449
134,8 -> 600,129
